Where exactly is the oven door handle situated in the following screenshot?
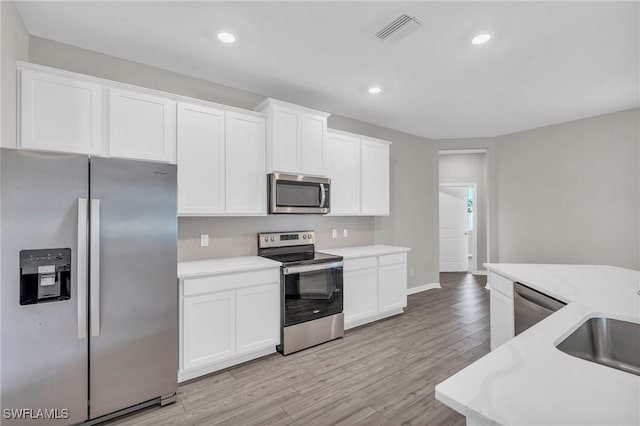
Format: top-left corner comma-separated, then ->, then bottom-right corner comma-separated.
283,261 -> 343,275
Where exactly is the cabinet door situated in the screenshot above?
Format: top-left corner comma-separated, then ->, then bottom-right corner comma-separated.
108,88 -> 175,163
177,103 -> 225,215
300,113 -> 326,175
361,140 -> 390,215
490,290 -> 515,350
271,106 -> 300,172
225,112 -> 267,215
182,291 -> 236,370
324,132 -> 361,215
20,69 -> 103,155
236,283 -> 279,354
344,267 -> 378,325
378,262 -> 407,313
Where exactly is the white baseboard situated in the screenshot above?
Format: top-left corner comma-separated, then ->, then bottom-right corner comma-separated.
473,271 -> 488,276
407,282 -> 441,295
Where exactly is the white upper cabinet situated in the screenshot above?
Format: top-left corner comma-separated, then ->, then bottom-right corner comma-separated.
225,112 -> 267,215
271,106 -> 300,173
361,139 -> 391,216
300,113 -> 326,175
324,129 -> 391,216
20,68 -> 103,155
176,102 -> 267,216
255,98 -> 329,176
108,88 -> 175,163
177,102 -> 226,215
324,131 -> 361,215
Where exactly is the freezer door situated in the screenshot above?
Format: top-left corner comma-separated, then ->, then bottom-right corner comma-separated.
88,157 -> 177,419
1,149 -> 89,425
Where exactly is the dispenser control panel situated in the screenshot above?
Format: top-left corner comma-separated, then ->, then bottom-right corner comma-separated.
20,248 -> 71,305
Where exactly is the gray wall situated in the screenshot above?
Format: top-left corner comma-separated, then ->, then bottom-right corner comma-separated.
27,36 -> 436,287
439,153 -> 488,272
494,108 -> 640,269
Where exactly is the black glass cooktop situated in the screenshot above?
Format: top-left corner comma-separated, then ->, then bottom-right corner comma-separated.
261,251 -> 341,265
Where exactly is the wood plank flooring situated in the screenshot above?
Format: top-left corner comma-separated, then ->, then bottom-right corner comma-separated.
107,272 -> 489,426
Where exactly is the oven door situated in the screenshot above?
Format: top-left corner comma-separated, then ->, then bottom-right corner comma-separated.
269,173 -> 330,214
282,261 -> 343,326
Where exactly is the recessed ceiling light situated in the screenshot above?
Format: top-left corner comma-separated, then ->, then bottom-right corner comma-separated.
217,32 -> 236,44
471,33 -> 492,45
368,87 -> 382,94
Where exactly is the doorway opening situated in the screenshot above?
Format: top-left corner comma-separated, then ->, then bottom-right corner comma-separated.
438,150 -> 489,275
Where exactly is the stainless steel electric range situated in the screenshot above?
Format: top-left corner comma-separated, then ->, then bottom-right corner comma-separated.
258,231 -> 344,355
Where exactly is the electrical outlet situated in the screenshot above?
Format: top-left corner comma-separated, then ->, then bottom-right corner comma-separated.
410,268 -> 415,276
343,229 -> 349,238
332,229 -> 337,239
200,234 -> 209,247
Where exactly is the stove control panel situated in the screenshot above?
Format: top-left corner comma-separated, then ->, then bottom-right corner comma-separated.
258,231 -> 315,249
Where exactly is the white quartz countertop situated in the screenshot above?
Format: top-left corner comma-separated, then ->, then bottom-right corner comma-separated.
319,245 -> 410,259
178,256 -> 281,279
435,264 -> 640,426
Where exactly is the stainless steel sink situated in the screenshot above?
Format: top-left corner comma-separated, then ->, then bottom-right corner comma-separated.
556,317 -> 640,376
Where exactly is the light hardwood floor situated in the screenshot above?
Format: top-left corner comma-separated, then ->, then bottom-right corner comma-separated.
107,272 -> 489,426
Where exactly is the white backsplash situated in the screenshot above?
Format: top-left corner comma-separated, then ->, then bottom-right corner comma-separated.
178,216 -> 375,261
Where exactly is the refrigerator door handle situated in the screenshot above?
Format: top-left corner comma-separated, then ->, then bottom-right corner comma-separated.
77,198 -> 88,339
90,198 -> 101,337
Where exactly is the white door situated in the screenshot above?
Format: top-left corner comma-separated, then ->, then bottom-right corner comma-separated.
300,113 -> 326,175
236,283 -> 279,354
361,140 -> 390,215
177,103 -> 225,215
108,88 -> 175,163
225,112 -> 266,215
439,186 -> 469,272
324,132 -> 361,215
20,69 -> 103,155
182,291 -> 236,370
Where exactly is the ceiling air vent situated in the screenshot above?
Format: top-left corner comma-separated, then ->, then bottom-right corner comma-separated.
374,12 -> 422,43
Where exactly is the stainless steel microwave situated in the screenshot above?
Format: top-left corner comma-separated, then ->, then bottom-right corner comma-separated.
268,173 -> 330,214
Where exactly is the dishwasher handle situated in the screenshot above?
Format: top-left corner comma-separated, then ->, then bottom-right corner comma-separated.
514,283 -> 566,313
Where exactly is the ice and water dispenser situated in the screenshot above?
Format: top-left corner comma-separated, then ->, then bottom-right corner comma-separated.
19,248 -> 71,305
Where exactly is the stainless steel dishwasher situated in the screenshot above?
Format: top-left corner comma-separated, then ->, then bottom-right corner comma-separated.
514,283 -> 567,335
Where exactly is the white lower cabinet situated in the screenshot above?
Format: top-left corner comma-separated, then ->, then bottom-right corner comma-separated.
182,290 -> 236,370
179,268 -> 279,382
236,284 -> 279,355
343,252 -> 408,330
378,254 -> 408,314
343,261 -> 378,326
489,272 -> 515,350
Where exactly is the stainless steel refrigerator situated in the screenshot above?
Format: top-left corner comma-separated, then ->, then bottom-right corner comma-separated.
1,149 -> 178,425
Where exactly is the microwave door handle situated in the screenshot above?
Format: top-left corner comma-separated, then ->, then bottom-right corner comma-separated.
320,183 -> 326,207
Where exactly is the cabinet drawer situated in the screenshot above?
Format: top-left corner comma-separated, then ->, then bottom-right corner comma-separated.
490,272 -> 514,299
184,269 -> 280,296
344,256 -> 377,272
378,253 -> 407,266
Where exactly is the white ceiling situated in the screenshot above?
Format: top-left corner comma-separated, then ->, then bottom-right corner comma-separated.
15,1 -> 640,139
